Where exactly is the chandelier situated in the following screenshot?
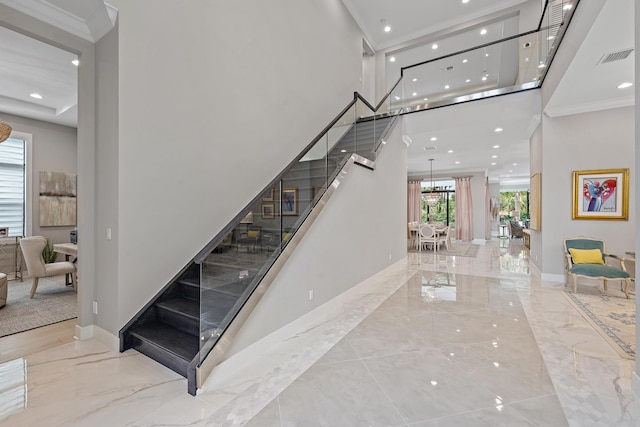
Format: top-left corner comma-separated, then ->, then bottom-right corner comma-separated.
425,158 -> 439,207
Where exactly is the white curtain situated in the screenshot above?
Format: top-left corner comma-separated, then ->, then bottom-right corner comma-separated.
485,177 -> 491,240
454,176 -> 473,241
407,181 -> 422,236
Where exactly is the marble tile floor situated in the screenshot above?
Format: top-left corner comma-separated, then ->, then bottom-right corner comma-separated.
0,240 -> 639,426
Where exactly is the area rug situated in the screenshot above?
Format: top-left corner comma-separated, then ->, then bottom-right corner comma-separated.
562,288 -> 635,359
411,243 -> 480,257
0,278 -> 77,338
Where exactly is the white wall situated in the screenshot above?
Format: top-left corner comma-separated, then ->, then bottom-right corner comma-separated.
227,118 -> 407,356
0,112 -> 77,247
634,0 -> 640,394
104,0 -> 367,334
94,24 -> 119,333
529,123 -> 543,270
540,107 -> 635,275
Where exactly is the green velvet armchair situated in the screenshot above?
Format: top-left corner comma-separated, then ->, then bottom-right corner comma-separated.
563,237 -> 631,299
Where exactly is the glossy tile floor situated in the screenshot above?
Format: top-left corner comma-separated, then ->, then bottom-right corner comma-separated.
1,239 -> 639,426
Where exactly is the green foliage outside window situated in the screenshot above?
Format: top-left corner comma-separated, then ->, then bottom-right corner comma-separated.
499,191 -> 529,221
421,192 -> 455,226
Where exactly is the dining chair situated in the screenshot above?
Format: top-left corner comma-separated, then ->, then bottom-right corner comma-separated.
439,224 -> 452,250
20,236 -> 76,298
418,224 -> 439,252
408,221 -> 420,249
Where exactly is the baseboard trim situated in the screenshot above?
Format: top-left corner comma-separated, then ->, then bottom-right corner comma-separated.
74,324 -> 120,352
74,324 -> 93,341
633,372 -> 640,399
541,273 -> 564,283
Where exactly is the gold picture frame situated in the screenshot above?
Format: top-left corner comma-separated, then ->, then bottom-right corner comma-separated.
572,168 -> 629,220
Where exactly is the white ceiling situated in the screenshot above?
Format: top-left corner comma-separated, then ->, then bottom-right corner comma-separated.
0,26 -> 78,127
0,0 -> 633,187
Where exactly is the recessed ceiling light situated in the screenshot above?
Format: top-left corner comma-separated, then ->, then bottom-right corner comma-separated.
444,85 -> 450,89
495,127 -> 503,132
493,145 -> 500,148
491,162 -> 496,166
72,59 -> 79,66
618,82 -> 633,89
341,149 -> 346,153
512,163 -> 518,166
412,92 -> 417,96
482,76 -> 487,81
412,78 -> 418,82
465,79 -> 471,83
384,25 -> 391,32
432,43 -> 438,50
524,57 -> 529,62
492,155 -> 498,158
462,59 -> 468,63
448,150 -> 454,153
538,63 -> 546,68
563,4 -> 572,10
423,98 -> 428,101
430,137 -> 438,141
480,29 -> 487,35
462,0 -> 470,3
485,53 -> 489,57
30,93 -> 43,99
394,96 -> 400,100
389,56 -> 396,62
455,161 -> 460,164
547,36 -> 556,41
509,170 -> 513,173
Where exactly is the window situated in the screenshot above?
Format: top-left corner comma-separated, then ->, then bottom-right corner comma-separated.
0,138 -> 26,236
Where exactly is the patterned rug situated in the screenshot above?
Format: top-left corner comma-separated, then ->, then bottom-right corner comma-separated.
410,243 -> 480,257
0,277 -> 77,337
562,287 -> 635,359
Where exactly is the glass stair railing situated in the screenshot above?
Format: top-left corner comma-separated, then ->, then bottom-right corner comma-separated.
192,85 -> 402,394
118,80 -> 403,396
395,0 -> 579,114
119,0 -> 580,396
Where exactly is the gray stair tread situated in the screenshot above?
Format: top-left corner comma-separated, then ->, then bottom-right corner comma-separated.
129,321 -> 199,361
156,297 -> 199,319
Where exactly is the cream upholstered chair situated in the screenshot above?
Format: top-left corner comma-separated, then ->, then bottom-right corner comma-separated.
20,236 -> 76,298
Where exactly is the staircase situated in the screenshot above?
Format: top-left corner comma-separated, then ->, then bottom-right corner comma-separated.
119,113 -> 395,395
119,264 -> 200,385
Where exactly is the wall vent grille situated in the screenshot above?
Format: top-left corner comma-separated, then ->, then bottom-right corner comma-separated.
598,49 -> 634,65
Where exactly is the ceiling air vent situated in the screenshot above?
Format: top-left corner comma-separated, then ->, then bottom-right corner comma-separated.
598,48 -> 634,65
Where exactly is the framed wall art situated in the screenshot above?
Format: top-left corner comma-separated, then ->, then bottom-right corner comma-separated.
282,187 -> 298,216
572,168 -> 629,220
261,203 -> 275,219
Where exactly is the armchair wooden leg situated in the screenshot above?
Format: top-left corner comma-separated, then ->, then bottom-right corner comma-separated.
72,272 -> 77,293
603,279 -> 608,291
623,278 -> 630,299
30,277 -> 39,298
573,275 -> 577,293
